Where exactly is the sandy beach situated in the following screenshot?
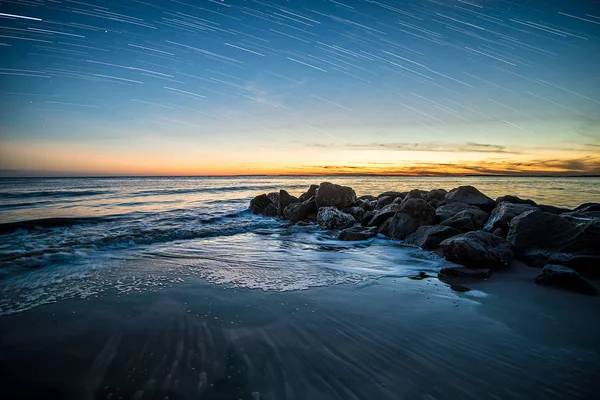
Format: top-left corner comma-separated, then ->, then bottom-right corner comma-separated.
1,261 -> 598,400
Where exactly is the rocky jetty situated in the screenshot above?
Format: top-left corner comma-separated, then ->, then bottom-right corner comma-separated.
250,182 -> 599,294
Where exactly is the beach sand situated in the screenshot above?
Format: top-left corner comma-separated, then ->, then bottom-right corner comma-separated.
1,262 -> 598,400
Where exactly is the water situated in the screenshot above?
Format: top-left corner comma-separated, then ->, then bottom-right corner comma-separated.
0,176 -> 598,316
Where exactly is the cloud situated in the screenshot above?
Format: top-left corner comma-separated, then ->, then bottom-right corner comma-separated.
303,141 -> 518,154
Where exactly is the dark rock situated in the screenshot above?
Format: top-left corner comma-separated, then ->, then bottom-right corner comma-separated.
250,194 -> 272,214
574,203 -> 600,212
425,189 -> 447,204
298,184 -> 318,202
440,211 -> 481,232
358,195 -> 377,202
263,203 -> 278,217
317,207 -> 355,230
277,190 -> 299,216
361,211 -> 375,226
267,192 -> 280,205
399,198 -> 436,226
409,271 -> 436,280
537,204 -> 571,214
283,201 -> 312,222
404,225 -> 461,250
376,196 -> 393,209
368,204 -> 402,227
535,264 -> 597,296
507,209 -> 600,277
315,182 -> 356,209
401,189 -> 424,203
392,196 -> 403,204
338,226 -> 378,241
484,202 -> 535,232
444,185 -> 495,211
495,195 -> 537,207
493,228 -> 506,238
386,213 -> 419,240
435,202 -> 489,223
345,206 -> 365,220
357,199 -> 374,212
439,267 -> 491,279
377,191 -> 405,199
441,231 -> 513,269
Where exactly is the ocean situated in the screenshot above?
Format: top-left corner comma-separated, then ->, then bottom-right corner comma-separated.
1,176 -> 599,399
0,176 -> 598,316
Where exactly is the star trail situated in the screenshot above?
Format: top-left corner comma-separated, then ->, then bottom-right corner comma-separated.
0,0 -> 599,175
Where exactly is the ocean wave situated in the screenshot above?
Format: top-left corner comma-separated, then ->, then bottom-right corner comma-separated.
130,184 -> 310,197
0,216 -> 115,234
0,190 -> 111,199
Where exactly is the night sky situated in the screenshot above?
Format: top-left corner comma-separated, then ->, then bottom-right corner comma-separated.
0,0 -> 599,176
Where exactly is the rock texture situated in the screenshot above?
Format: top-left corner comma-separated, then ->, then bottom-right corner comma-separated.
535,264 -> 597,296
484,202 -> 535,232
441,231 -> 513,269
404,225 -> 460,250
444,185 -> 495,211
338,226 -> 378,241
315,182 -> 356,209
317,207 -> 355,230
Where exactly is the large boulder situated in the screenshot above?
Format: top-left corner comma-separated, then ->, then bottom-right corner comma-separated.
315,182 -> 356,209
368,204 -> 402,227
507,210 -> 600,277
440,231 -> 513,269
399,198 -> 436,226
444,186 -> 495,211
377,191 -> 404,199
338,226 -> 378,241
317,207 -> 355,230
267,192 -> 280,205
385,213 -> 419,240
263,203 -> 278,217
425,189 -> 447,203
283,199 -> 314,223
376,196 -> 394,209
495,195 -> 537,207
404,225 -> 461,250
440,210 -> 484,232
563,203 -> 600,220
298,184 -> 319,202
250,194 -> 272,214
435,202 -> 489,223
344,206 -> 365,220
484,202 -> 535,232
401,189 -> 424,203
278,189 -> 299,216
535,265 -> 597,296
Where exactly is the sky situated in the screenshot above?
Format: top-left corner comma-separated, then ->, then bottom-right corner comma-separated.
0,0 -> 599,176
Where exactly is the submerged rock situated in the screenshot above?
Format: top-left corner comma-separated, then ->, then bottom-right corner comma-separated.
444,185 -> 495,212
338,226 -> 378,241
404,225 -> 460,250
484,202 -> 535,232
441,231 -> 513,269
507,209 -> 600,277
263,203 -> 278,217
315,182 -> 356,209
317,207 -> 355,230
439,267 -> 491,279
250,194 -> 272,214
267,192 -> 280,205
535,264 -> 597,296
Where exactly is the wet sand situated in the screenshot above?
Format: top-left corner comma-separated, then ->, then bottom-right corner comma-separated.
1,264 -> 599,400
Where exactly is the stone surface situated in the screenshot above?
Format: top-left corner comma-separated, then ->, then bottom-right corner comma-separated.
440,210 -> 481,232
315,182 -> 357,209
263,203 -> 278,217
278,190 -> 298,216
399,198 -> 436,226
338,226 -> 378,241
376,196 -> 394,209
368,204 -> 403,227
507,209 -> 600,277
377,191 -> 404,199
317,207 -> 356,230
298,184 -> 319,202
404,225 -> 461,250
444,185 -> 495,211
484,202 -> 535,232
345,206 -> 365,220
435,202 -> 489,223
250,194 -> 272,214
441,231 -> 513,269
495,195 -> 537,207
425,189 -> 447,204
283,201 -> 311,222
535,264 -> 597,296
386,213 -> 419,240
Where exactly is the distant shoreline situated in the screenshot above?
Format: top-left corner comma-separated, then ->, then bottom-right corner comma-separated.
1,174 -> 599,179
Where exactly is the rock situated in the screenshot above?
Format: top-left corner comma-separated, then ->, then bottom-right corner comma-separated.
267,192 -> 280,205
315,182 -> 356,209
439,267 -> 491,279
493,228 -> 506,238
537,204 -> 571,214
399,198 -> 436,226
425,189 -> 447,204
338,226 -> 378,241
386,213 -> 419,240
435,202 -> 489,223
401,189 -> 424,203
317,207 -> 355,230
507,209 -> 600,277
298,184 -> 319,202
404,225 -> 461,250
484,202 -> 535,232
377,191 -> 405,199
361,211 -> 374,226
535,265 -> 597,296
440,210 -> 482,233
563,203 -> 600,220
444,186 -> 495,211
278,190 -> 298,216
440,231 -> 513,269
368,204 -> 402,227
392,196 -> 403,204
250,194 -> 272,214
376,196 -> 394,209
574,203 -> 600,212
263,204 -> 278,217
345,206 -> 365,220
495,195 -> 537,207
283,200 -> 312,222
358,195 -> 377,202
